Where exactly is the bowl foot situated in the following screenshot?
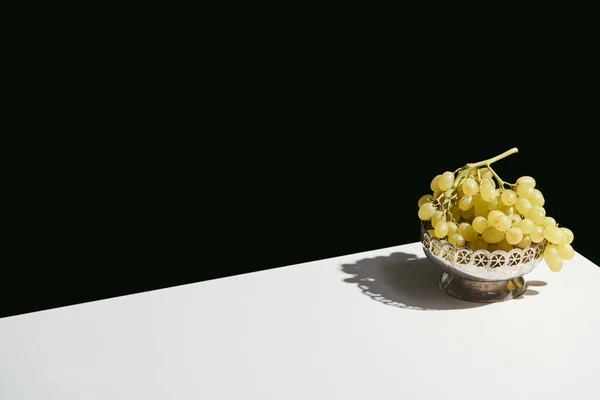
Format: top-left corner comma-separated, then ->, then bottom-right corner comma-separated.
439,273 -> 527,303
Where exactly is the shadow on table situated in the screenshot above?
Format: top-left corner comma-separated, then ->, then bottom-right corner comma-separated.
341,252 -> 544,310
340,252 -> 484,311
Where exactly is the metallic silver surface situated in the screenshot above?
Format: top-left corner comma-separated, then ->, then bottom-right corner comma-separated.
421,224 -> 546,282
439,273 -> 527,303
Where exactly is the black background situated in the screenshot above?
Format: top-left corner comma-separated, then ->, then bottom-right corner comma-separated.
1,57 -> 597,319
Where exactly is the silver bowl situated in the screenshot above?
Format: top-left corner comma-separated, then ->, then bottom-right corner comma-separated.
420,224 -> 547,302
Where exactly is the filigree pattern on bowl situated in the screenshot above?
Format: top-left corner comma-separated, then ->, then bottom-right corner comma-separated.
420,224 -> 546,282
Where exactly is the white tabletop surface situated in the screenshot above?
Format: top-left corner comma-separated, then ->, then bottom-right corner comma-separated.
1,242 -> 599,400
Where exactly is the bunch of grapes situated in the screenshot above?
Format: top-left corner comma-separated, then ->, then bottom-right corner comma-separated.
417,148 -> 574,272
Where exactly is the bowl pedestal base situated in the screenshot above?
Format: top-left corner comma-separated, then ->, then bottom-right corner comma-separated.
439,273 -> 527,303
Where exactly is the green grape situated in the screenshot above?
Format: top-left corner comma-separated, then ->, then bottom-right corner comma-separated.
428,229 -> 437,238
461,208 -> 475,222
433,190 -> 442,199
557,243 -> 574,260
526,207 -> 546,225
457,223 -> 477,242
418,203 -> 436,220
431,211 -> 446,228
517,184 -> 534,198
502,205 -> 515,215
496,194 -> 505,207
418,194 -> 434,208
430,174 -> 442,192
487,210 -> 505,225
480,184 -> 496,201
516,235 -> 532,249
509,214 -> 522,225
450,206 -> 461,223
505,227 -> 524,245
482,226 -> 505,243
473,194 -> 488,211
448,233 -> 466,247
481,176 -> 496,188
497,239 -> 514,252
560,227 -> 574,244
458,195 -> 474,211
469,237 -> 488,251
517,218 -> 535,234
435,221 -> 449,238
447,221 -> 458,236
517,176 -> 536,188
474,208 -> 488,218
544,226 -> 568,245
501,189 -> 517,206
439,171 -> 455,191
530,225 -> 545,243
544,216 -> 557,227
493,215 -> 512,232
528,189 -> 545,207
515,197 -> 532,215
531,205 -> 546,215
462,177 -> 479,196
487,195 -> 502,210
472,216 -> 489,233
544,245 -> 563,272
457,185 -> 465,197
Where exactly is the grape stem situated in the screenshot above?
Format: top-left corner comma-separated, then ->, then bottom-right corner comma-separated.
466,147 -> 519,170
439,147 -> 519,213
486,164 -> 513,189
451,147 -> 518,190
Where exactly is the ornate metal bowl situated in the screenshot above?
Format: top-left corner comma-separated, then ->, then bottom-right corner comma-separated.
420,224 -> 547,302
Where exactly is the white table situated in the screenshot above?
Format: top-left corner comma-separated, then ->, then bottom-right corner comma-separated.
1,242 -> 599,400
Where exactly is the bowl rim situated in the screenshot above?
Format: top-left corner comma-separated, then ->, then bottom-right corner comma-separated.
420,221 -> 547,258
